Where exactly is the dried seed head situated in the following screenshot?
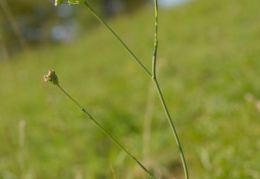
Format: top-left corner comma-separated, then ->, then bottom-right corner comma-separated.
44,70 -> 59,86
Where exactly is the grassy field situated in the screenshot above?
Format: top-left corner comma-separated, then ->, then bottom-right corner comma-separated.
1,0 -> 260,178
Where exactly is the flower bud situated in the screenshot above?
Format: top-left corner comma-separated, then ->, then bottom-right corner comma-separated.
44,70 -> 59,86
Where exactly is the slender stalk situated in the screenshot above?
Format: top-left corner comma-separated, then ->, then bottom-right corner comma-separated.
83,1 -> 189,178
57,84 -> 156,179
84,2 -> 151,77
152,1 -> 189,178
153,80 -> 189,179
152,0 -> 158,81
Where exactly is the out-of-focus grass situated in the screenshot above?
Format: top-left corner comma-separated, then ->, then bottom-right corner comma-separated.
1,0 -> 260,178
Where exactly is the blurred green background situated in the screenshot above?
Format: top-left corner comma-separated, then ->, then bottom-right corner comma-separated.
0,0 -> 148,56
1,0 -> 260,178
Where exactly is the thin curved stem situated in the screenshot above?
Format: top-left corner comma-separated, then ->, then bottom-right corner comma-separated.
152,1 -> 189,178
84,2 -> 151,78
83,1 -> 189,178
57,85 -> 156,179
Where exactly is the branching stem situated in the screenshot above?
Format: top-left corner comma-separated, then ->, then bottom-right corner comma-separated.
151,1 -> 189,179
83,1 -> 189,178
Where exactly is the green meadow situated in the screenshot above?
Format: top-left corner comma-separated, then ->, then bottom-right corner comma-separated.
1,0 -> 260,178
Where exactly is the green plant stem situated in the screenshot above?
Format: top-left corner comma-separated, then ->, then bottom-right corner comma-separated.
153,80 -> 189,179
83,1 -> 189,178
84,2 -> 151,77
152,0 -> 158,81
152,1 -> 189,178
57,84 -> 156,179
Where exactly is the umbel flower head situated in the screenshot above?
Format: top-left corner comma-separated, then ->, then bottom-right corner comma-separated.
44,70 -> 59,86
54,0 -> 85,6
